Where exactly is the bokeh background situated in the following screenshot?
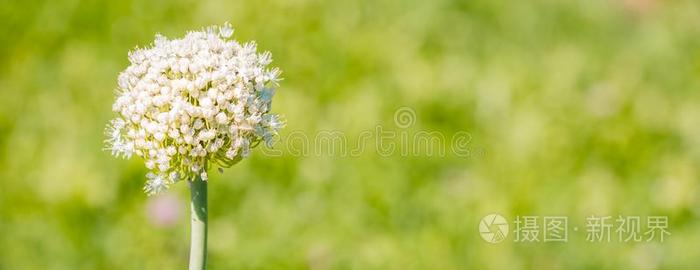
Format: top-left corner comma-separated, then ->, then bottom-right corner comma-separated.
1,0 -> 700,269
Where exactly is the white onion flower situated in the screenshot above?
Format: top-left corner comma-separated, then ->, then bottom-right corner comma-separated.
105,23 -> 284,195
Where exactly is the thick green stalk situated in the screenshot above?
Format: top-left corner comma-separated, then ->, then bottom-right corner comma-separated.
189,176 -> 208,270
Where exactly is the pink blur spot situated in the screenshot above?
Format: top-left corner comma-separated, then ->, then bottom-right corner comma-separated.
146,194 -> 183,228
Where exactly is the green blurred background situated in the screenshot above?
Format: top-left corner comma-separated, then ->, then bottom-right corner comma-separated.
1,0 -> 700,269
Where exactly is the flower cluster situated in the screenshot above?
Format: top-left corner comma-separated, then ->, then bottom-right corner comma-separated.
105,23 -> 283,195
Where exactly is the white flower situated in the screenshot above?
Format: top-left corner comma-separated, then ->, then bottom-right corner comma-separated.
144,173 -> 170,196
215,112 -> 228,124
219,22 -> 234,38
104,119 -> 134,159
105,23 -> 283,195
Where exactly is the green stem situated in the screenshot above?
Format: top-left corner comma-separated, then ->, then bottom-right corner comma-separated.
189,176 -> 208,270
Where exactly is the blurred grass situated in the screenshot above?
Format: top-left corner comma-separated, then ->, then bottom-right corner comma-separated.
1,0 -> 700,269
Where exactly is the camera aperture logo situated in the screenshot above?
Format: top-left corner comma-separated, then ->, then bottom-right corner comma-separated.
479,214 -> 509,244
